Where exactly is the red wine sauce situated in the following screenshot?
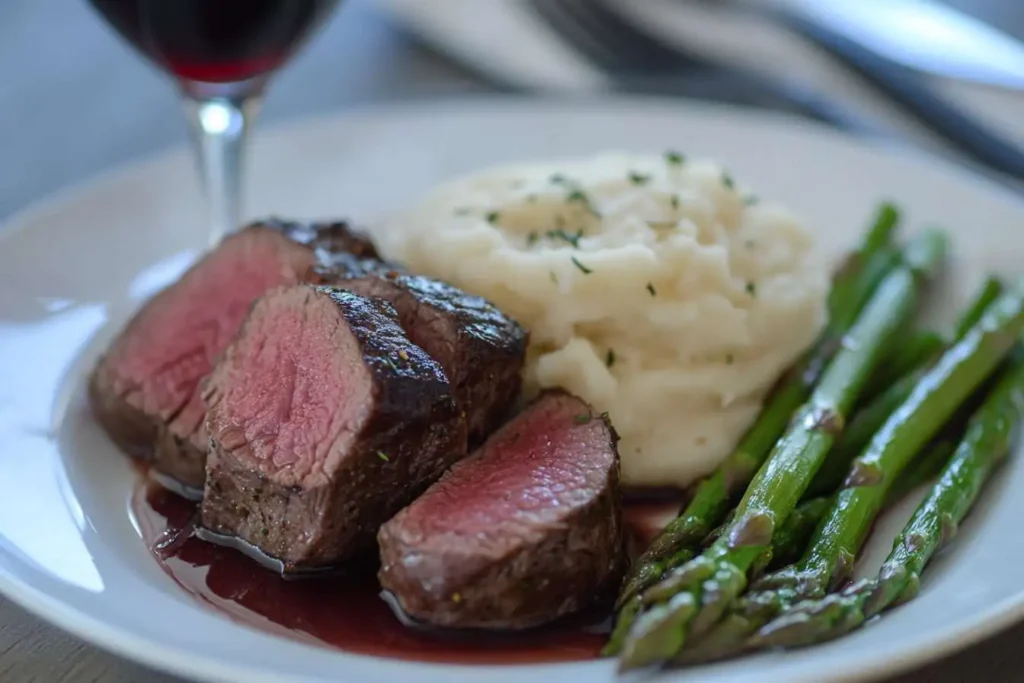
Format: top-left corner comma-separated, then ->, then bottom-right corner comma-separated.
131,482 -> 684,664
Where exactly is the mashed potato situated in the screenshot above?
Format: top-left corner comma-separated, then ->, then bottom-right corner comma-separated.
380,152 -> 829,487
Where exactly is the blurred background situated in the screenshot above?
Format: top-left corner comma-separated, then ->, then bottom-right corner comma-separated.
3,0 -> 1024,224
2,0 -> 1024,679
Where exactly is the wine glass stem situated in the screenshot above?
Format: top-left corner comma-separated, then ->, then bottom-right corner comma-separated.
182,93 -> 262,247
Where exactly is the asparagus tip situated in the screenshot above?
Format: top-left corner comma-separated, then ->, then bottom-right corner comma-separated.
902,228 -> 948,277
864,201 -> 901,253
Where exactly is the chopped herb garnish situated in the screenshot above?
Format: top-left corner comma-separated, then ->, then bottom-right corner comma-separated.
646,282 -> 657,296
665,150 -> 685,166
398,349 -> 409,361
744,195 -> 760,206
546,228 -> 583,248
726,354 -> 734,365
485,211 -> 500,224
261,528 -> 269,537
670,194 -> 680,210
563,187 -> 600,217
566,188 -> 587,204
571,256 -> 592,274
746,281 -> 757,296
722,172 -> 735,189
606,349 -> 616,368
599,411 -> 610,421
527,232 -> 539,245
549,271 -> 558,285
574,413 -> 593,425
550,173 -> 568,185
628,171 -> 651,186
377,451 -> 390,462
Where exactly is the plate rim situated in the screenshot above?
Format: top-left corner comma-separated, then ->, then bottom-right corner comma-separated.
5,91 -> 1022,239
3,93 -> 1024,683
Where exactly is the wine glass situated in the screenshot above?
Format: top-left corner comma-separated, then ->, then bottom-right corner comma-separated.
89,0 -> 344,246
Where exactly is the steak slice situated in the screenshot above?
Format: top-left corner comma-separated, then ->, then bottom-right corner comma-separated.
378,390 -> 624,630
88,219 -> 378,496
200,285 -> 461,572
337,273 -> 527,451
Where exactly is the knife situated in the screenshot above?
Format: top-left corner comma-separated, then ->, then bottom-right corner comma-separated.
774,3 -> 1024,182
783,0 -> 1024,91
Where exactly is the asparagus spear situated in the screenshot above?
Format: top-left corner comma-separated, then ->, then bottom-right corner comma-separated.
616,231 -> 945,671
863,330 -> 944,399
861,277 -> 1000,403
954,276 -> 1004,340
675,437 -> 956,664
826,202 -> 900,316
611,493 -> 838,655
620,438 -> 948,661
611,476 -> 904,659
771,283 -> 1024,596
770,439 -> 953,571
806,374 -> 920,498
887,436 -> 957,501
750,354 -> 1024,650
672,280 -> 1024,664
611,212 -> 901,614
698,438 -> 951,583
806,277 -> 1005,500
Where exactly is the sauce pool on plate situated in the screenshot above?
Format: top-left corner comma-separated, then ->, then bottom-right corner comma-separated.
131,482 -> 682,663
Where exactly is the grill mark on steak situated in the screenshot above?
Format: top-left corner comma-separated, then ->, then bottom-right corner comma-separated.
88,219 -> 380,496
377,390 -> 624,630
200,285 -> 461,572
336,272 -> 527,451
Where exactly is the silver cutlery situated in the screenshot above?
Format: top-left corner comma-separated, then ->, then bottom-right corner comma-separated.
526,0 -> 876,133
530,0 -> 1024,183
783,0 -> 1024,91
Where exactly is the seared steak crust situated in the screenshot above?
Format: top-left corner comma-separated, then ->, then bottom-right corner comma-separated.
88,219 -> 380,495
268,217 -> 381,261
338,272 -> 527,449
201,286 -> 461,572
378,390 -> 624,629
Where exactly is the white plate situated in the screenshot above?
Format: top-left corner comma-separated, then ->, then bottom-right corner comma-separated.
1,96 -> 1024,683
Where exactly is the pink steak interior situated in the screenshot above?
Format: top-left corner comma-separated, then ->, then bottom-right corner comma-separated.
407,393 -> 614,539
205,286 -> 372,488
106,228 -> 316,449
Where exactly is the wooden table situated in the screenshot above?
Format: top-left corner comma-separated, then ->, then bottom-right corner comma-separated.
1,1 -> 1021,680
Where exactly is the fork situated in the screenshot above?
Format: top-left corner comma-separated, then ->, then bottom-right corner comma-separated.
528,0 -> 1024,184
526,0 -> 877,133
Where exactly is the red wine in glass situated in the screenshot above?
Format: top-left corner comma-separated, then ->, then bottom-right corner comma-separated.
90,0 -> 341,83
89,0 -> 344,244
